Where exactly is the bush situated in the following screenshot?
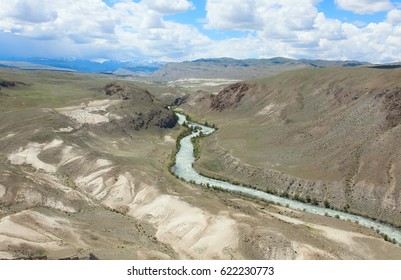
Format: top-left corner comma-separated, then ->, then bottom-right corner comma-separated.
311,197 -> 319,205
281,191 -> 289,198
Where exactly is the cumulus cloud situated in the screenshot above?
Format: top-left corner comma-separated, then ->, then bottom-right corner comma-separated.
205,0 -> 319,33
0,0 -> 208,60
202,0 -> 401,63
204,0 -> 340,51
142,0 -> 194,15
387,9 -> 401,23
205,0 -> 261,30
0,0 -> 401,63
110,0 -> 210,60
0,0 -> 58,23
335,0 -> 393,14
0,0 -> 115,41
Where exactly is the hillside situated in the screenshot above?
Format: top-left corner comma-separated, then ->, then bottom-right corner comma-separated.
151,57 -> 366,80
0,69 -> 181,259
181,67 -> 401,226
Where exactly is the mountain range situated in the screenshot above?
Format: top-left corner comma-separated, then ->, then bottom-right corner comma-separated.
0,57 -> 372,79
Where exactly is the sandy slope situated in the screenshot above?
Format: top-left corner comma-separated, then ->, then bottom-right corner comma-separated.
57,99 -> 121,125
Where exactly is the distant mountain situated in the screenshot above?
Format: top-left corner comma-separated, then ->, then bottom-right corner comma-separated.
0,61 -> 76,72
0,57 -> 373,78
151,57 -> 368,80
0,58 -> 164,74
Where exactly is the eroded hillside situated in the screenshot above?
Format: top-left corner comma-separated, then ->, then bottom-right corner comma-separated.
182,67 -> 401,227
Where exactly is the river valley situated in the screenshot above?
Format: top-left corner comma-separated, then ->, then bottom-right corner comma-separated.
172,112 -> 401,245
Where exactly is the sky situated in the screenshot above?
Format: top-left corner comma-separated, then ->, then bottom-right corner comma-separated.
0,0 -> 401,63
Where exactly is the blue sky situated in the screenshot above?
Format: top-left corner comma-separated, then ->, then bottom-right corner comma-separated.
0,0 -> 401,63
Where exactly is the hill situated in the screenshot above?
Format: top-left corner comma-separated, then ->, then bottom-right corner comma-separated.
181,66 -> 401,226
151,57 -> 367,80
0,69 -> 181,259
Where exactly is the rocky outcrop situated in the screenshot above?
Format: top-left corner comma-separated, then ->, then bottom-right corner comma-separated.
120,110 -> 177,131
102,82 -> 177,132
211,82 -> 252,111
104,81 -> 153,102
376,87 -> 401,128
0,79 -> 27,89
0,80 -> 16,89
325,83 -> 401,129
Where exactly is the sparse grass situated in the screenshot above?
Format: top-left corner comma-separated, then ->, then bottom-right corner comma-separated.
34,249 -> 46,256
0,69 -> 114,110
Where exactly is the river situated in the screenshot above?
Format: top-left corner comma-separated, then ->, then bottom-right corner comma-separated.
172,112 -> 401,244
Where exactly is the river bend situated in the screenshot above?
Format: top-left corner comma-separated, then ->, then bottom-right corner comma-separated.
172,112 -> 401,244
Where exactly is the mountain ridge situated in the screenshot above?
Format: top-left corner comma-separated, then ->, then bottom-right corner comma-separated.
0,57 -> 372,78
151,57 -> 369,80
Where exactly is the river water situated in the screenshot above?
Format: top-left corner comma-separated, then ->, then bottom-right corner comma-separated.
172,112 -> 401,244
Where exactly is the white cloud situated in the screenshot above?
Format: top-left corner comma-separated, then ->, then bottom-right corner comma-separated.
205,0 -> 319,33
387,9 -> 401,24
142,0 -> 194,15
202,0 -> 401,63
0,0 -> 115,41
0,0 -> 401,63
204,0 -> 327,59
2,1 -> 58,23
110,1 -> 210,60
204,0 -> 340,54
0,0 -> 207,60
205,0 -> 261,30
335,0 -> 393,14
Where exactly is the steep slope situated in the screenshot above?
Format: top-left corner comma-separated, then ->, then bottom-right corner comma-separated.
182,67 -> 401,226
103,81 -> 177,130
